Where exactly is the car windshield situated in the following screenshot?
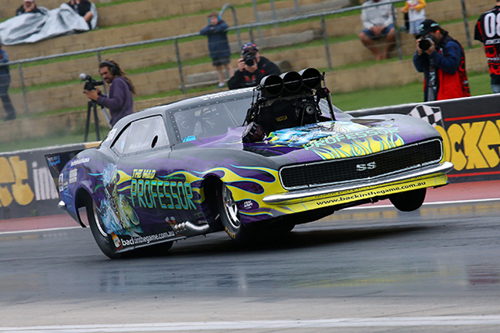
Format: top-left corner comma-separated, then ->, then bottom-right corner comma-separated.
167,94 -> 344,144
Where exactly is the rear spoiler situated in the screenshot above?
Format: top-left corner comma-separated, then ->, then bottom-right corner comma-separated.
44,142 -> 100,192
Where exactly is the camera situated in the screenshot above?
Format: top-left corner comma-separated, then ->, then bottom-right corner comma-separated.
243,53 -> 256,67
80,73 -> 104,91
418,35 -> 434,51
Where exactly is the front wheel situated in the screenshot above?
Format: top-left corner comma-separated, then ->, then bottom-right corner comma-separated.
216,182 -> 253,241
87,197 -> 122,259
389,188 -> 427,212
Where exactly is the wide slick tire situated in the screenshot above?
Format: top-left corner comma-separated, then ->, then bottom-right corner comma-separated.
389,188 -> 427,212
216,182 -> 253,241
86,198 -> 122,259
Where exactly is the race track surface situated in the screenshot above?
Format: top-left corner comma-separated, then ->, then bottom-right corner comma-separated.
0,180 -> 500,332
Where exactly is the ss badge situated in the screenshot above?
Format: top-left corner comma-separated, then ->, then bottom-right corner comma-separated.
356,162 -> 377,172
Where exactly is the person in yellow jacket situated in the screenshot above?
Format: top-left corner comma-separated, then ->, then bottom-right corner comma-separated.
401,0 -> 426,36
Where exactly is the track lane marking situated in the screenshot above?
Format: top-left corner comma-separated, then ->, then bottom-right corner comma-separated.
3,316 -> 500,332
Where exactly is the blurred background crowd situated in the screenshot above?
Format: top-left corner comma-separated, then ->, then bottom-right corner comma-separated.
0,0 -> 494,152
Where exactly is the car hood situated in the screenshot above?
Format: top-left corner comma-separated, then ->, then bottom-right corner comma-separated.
179,114 -> 440,165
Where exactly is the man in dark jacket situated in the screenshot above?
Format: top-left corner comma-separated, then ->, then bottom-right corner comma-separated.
228,43 -> 281,90
200,12 -> 234,88
413,19 -> 470,101
84,60 -> 135,127
0,44 -> 16,121
16,0 -> 42,16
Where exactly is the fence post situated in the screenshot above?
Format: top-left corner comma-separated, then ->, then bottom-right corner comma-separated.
321,16 -> 332,72
270,0 -> 278,28
249,27 -> 255,44
294,0 -> 299,13
251,0 -> 264,45
18,64 -> 29,115
175,39 -> 186,94
391,4 -> 403,61
460,0 -> 472,49
219,4 -> 242,50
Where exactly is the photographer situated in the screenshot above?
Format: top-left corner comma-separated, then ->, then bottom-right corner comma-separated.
85,60 -> 136,127
228,43 -> 280,90
413,19 -> 470,101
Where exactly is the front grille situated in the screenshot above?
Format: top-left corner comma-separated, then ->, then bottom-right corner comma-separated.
280,139 -> 443,189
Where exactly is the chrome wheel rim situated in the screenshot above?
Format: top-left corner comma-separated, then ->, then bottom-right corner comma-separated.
222,184 -> 240,229
93,203 -> 107,237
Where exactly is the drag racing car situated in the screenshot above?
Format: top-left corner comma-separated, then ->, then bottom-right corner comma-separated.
46,68 -> 453,258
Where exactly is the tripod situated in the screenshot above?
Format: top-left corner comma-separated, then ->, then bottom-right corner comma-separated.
84,100 -> 101,142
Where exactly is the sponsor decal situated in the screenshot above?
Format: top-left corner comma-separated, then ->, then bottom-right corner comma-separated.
303,128 -> 401,150
47,155 -> 61,167
244,200 -> 253,210
312,177 -> 445,207
58,173 -> 64,192
131,179 -> 196,210
69,168 -> 78,184
70,158 -> 90,167
117,231 -> 176,249
130,169 -> 196,210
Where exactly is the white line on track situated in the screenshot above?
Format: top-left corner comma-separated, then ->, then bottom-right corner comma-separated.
2,198 -> 499,235
0,226 -> 80,235
345,197 -> 500,210
3,316 -> 500,332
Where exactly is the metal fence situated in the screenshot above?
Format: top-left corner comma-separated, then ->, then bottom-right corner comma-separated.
0,0 -> 478,122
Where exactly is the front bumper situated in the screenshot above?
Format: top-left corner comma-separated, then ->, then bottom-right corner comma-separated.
263,161 -> 454,204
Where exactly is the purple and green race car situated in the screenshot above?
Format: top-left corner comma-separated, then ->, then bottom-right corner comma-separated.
46,68 -> 453,258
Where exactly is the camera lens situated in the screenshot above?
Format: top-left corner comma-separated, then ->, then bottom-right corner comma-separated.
244,58 -> 254,66
418,36 -> 432,51
243,54 -> 255,66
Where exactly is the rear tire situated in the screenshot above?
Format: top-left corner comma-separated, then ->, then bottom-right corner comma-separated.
86,197 -> 122,259
389,188 -> 426,212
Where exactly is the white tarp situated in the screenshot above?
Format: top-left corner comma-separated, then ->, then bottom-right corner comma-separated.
0,3 -> 98,46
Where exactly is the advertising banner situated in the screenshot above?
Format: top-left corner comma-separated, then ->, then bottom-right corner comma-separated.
0,143 -> 92,220
348,94 -> 500,183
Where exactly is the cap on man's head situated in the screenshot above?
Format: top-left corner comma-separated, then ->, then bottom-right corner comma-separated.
416,19 -> 440,37
241,42 -> 259,56
24,0 -> 34,2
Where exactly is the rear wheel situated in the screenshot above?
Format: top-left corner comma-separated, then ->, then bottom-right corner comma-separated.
86,198 -> 122,259
216,182 -> 253,241
389,188 -> 427,212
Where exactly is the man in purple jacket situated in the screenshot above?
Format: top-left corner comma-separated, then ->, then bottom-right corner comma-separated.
85,60 -> 135,127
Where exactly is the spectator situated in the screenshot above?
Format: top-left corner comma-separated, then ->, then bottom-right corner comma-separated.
413,19 -> 470,101
84,60 -> 135,127
359,0 -> 396,60
401,0 -> 426,36
68,0 -> 94,30
0,44 -> 16,121
475,1 -> 500,93
16,0 -> 42,16
228,43 -> 280,90
200,12 -> 234,88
